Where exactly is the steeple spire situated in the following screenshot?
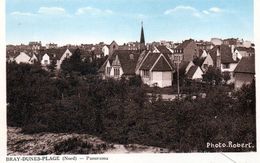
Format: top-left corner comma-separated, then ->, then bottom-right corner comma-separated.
140,21 -> 145,51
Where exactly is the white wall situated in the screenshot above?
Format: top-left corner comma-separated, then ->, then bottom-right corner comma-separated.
57,49 -> 72,69
110,66 -> 123,79
140,70 -> 151,85
15,52 -> 31,64
201,55 -> 214,72
41,54 -> 50,66
221,63 -> 238,82
191,67 -> 203,79
151,71 -> 172,87
30,54 -> 38,64
102,46 -> 109,56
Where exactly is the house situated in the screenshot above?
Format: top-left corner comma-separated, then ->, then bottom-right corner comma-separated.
201,53 -> 214,72
173,39 -> 199,63
199,49 -> 208,58
196,40 -> 214,50
223,38 -> 239,46
109,41 -> 119,56
186,65 -> 203,80
234,56 -> 255,89
137,52 -> 174,87
6,49 -> 20,62
153,45 -> 173,62
38,48 -> 73,69
100,50 -> 141,79
179,61 -> 195,74
29,41 -> 42,51
56,48 -> 73,69
234,47 -> 255,58
99,49 -> 174,88
102,45 -> 109,56
29,53 -> 38,64
209,45 -> 240,82
46,43 -> 58,49
99,23 -> 174,88
40,53 -> 51,66
14,52 -> 32,64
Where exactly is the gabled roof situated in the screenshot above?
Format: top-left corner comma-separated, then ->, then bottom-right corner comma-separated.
139,53 -> 160,70
220,45 -> 237,63
175,39 -> 194,50
38,48 -> 74,61
109,50 -> 140,75
152,56 -> 172,71
234,56 -> 255,74
186,65 -> 198,79
209,45 -> 238,64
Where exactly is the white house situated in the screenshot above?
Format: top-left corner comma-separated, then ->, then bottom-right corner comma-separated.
29,54 -> 38,64
14,52 -> 31,64
186,65 -> 204,80
102,45 -> 109,57
201,54 -> 214,72
56,49 -> 73,70
102,50 -> 140,79
200,50 -> 208,58
138,52 -> 173,87
41,53 -> 51,66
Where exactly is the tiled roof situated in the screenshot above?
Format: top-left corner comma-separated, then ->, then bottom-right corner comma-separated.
236,47 -> 255,53
186,65 -> 198,79
175,39 -> 193,50
116,51 -> 140,75
156,45 -> 172,54
220,45 -> 237,63
105,50 -> 140,75
152,56 -> 172,71
234,56 -> 255,74
139,53 -> 160,70
6,50 -> 20,58
209,45 -> 238,64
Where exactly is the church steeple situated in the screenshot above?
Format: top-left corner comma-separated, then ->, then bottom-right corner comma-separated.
140,21 -> 146,51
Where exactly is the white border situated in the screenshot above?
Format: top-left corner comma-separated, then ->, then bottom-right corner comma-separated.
1,0 -> 260,162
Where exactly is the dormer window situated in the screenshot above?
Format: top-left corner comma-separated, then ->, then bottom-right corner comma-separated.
130,54 -> 134,60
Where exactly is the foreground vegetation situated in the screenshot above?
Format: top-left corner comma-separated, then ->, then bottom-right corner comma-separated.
7,52 -> 256,152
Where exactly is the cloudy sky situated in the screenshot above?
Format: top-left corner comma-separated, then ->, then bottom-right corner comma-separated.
6,0 -> 253,45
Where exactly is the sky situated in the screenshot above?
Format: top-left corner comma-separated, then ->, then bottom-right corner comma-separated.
6,0 -> 254,45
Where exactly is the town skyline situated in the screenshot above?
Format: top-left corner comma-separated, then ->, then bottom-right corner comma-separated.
6,0 -> 253,45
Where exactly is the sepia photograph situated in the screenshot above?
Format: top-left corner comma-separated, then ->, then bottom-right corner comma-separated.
3,0 -> 257,160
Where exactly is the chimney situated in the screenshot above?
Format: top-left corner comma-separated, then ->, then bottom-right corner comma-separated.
217,47 -> 220,56
230,45 -> 236,61
231,45 -> 235,53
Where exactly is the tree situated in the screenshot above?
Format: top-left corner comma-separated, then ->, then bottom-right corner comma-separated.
202,67 -> 223,85
48,59 -> 57,74
129,75 -> 142,87
223,72 -> 231,84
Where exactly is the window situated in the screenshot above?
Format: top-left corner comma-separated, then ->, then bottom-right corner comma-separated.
106,67 -> 111,75
114,68 -> 120,77
66,53 -> 70,57
143,70 -> 149,78
44,60 -> 48,65
223,64 -> 230,69
203,64 -> 208,70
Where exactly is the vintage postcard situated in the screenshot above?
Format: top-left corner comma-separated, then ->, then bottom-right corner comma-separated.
1,0 -> 260,162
